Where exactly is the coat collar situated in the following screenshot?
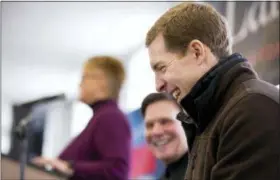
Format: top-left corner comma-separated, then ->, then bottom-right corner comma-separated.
179,53 -> 258,133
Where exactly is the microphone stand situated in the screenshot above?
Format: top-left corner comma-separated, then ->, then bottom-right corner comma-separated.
14,115 -> 32,180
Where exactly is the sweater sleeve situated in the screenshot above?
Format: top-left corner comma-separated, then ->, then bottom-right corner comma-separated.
211,94 -> 280,180
71,111 -> 131,180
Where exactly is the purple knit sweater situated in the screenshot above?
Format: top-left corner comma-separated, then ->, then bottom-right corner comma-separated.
58,100 -> 131,180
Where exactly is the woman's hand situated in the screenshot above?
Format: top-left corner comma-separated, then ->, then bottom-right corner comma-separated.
31,157 -> 73,176
49,159 -> 74,176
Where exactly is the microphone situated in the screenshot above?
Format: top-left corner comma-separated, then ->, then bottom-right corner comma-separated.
14,114 -> 32,139
13,114 -> 33,180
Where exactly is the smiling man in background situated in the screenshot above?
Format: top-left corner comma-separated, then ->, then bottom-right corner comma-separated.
141,93 -> 189,180
146,2 -> 280,180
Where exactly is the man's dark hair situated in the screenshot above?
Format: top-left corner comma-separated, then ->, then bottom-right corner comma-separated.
141,93 -> 180,116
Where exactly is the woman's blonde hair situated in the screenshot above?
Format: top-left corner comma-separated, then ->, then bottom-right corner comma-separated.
84,56 -> 125,99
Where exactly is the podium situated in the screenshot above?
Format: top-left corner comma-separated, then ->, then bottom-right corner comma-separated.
1,154 -> 68,180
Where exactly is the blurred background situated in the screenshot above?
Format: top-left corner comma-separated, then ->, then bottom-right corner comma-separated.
1,1 -> 279,179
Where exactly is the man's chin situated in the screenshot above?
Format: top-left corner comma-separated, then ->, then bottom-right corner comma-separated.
158,154 -> 177,164
155,150 -> 172,159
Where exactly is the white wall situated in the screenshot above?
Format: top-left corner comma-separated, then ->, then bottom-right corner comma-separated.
70,101 -> 93,138
42,100 -> 73,158
1,96 -> 13,154
125,46 -> 156,112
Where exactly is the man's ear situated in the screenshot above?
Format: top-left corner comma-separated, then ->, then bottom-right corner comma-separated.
186,39 -> 206,65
